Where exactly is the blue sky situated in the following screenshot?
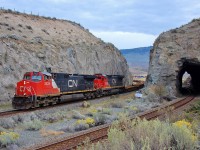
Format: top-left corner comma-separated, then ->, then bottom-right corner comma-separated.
1,0 -> 200,49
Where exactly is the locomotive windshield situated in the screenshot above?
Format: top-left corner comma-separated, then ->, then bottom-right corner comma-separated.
23,74 -> 42,81
32,76 -> 42,81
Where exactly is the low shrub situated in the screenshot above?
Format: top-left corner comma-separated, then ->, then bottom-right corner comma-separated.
86,107 -> 98,117
126,98 -> 132,103
0,131 -> 19,147
23,119 -> 43,131
62,125 -> 75,133
187,101 -> 200,113
93,113 -> 107,125
72,110 -> 86,119
129,106 -> 138,111
101,108 -> 112,115
74,123 -> 89,131
74,117 -> 95,131
76,117 -> 95,127
110,102 -> 125,108
43,111 -> 67,123
0,127 -> 6,133
0,118 -> 16,129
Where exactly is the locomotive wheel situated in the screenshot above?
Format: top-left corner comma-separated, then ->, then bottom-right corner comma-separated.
91,93 -> 96,99
83,93 -> 90,99
87,93 -> 92,99
96,89 -> 103,97
56,98 -> 61,104
44,101 -> 49,107
94,92 -> 100,97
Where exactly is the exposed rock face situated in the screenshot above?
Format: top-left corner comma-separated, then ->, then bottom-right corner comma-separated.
146,18 -> 200,98
0,10 -> 132,101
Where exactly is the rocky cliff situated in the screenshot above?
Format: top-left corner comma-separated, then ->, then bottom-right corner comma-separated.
146,18 -> 200,98
0,10 -> 132,101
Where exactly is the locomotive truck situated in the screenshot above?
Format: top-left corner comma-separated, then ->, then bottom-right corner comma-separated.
12,71 -> 125,109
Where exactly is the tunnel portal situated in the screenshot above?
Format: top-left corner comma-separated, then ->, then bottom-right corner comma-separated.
177,61 -> 200,95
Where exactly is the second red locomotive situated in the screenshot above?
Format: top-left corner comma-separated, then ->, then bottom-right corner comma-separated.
12,71 -> 124,109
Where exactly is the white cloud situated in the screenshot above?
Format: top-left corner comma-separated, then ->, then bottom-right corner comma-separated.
91,31 -> 157,49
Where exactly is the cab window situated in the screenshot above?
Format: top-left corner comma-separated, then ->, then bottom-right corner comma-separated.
32,76 -> 42,81
23,75 -> 31,80
44,75 -> 51,80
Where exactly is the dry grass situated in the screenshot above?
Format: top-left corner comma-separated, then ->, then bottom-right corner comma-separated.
40,129 -> 64,137
0,102 -> 12,111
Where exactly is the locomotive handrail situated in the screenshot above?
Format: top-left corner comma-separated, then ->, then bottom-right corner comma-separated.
30,86 -> 36,96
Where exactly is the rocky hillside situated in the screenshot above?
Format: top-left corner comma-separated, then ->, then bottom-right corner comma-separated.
145,18 -> 200,98
0,10 -> 132,101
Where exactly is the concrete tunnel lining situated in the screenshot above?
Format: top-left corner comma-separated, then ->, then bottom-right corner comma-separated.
177,61 -> 200,94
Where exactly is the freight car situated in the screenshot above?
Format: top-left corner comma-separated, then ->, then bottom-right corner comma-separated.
12,72 -> 125,109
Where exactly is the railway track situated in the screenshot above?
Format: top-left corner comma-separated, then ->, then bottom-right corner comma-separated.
28,96 -> 195,150
0,84 -> 143,118
0,109 -> 21,117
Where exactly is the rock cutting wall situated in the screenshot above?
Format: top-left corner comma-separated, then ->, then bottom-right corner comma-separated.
146,18 -> 200,98
0,10 -> 132,101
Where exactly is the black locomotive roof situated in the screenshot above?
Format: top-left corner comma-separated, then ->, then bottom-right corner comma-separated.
106,75 -> 124,78
51,73 -> 96,79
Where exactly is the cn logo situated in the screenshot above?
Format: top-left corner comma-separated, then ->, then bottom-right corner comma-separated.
20,86 -> 25,92
68,80 -> 78,87
112,79 -> 116,84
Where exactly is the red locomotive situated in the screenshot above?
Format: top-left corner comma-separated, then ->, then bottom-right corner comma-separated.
12,71 -> 125,109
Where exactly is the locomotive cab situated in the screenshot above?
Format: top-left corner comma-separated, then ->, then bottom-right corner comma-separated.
12,72 -> 60,109
15,72 -> 60,97
94,74 -> 110,89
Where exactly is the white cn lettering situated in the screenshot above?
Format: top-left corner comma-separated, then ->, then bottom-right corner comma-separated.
68,80 -> 78,87
112,79 -> 116,84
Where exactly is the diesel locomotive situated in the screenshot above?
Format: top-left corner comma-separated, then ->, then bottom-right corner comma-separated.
12,71 -> 125,109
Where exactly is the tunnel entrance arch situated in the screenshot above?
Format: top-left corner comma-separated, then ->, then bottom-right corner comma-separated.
177,60 -> 200,95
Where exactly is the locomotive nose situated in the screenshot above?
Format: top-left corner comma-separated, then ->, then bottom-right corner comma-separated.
16,80 -> 32,96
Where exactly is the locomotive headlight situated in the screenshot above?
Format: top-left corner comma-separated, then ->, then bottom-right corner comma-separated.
24,93 -> 26,96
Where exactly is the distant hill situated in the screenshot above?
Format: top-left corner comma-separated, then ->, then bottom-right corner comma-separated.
121,46 -> 152,75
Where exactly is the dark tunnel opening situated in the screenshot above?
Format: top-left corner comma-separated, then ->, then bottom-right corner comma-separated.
177,61 -> 200,95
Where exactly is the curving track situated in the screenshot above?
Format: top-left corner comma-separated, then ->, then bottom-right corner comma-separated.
27,96 -> 195,150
